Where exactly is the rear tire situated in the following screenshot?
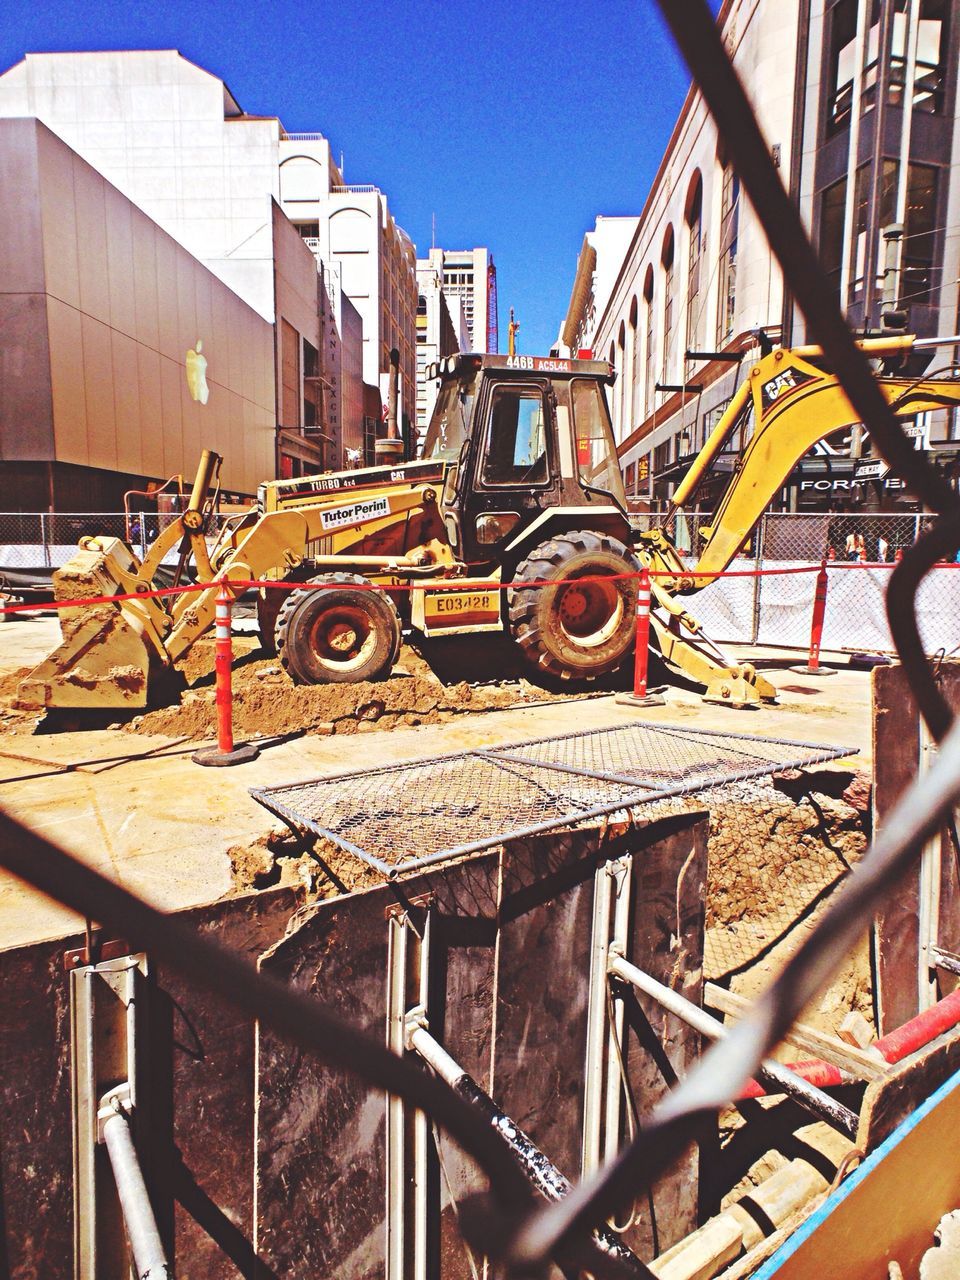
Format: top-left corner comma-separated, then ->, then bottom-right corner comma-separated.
508,531 -> 639,681
275,573 -> 402,685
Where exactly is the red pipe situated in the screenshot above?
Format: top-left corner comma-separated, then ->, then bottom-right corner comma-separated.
736,988 -> 960,1100
875,987 -> 960,1065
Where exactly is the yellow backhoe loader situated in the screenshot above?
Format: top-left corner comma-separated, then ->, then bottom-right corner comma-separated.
17,338 -> 960,712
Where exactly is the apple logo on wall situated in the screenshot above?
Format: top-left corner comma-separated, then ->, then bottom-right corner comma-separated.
186,340 -> 210,405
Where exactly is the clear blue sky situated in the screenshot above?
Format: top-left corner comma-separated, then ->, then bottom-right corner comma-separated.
0,0 -> 699,354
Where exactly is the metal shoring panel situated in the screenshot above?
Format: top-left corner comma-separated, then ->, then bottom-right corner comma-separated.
250,724 -> 850,878
604,864 -> 633,1169
918,717 -> 942,1010
386,907 -> 431,1280
71,953 -> 149,1280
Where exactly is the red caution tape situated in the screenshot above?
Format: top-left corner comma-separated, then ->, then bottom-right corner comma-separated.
3,560 -> 958,617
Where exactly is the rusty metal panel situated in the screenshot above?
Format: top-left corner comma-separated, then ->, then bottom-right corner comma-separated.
494,829 -> 600,1181
154,888 -> 301,1279
873,662 -> 960,1033
0,885 -> 300,1280
620,813 -> 708,1257
0,932 -> 78,1279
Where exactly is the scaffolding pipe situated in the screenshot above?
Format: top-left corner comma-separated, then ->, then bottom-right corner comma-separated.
405,1020 -> 649,1276
607,952 -> 859,1138
100,1101 -> 171,1280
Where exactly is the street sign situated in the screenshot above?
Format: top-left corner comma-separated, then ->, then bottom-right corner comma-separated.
853,457 -> 890,482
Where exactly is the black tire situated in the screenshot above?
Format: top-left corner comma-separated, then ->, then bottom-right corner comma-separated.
275,573 -> 402,685
507,531 -> 639,681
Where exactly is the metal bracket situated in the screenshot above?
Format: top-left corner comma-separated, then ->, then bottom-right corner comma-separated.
64,938 -> 132,971
96,1083 -> 132,1144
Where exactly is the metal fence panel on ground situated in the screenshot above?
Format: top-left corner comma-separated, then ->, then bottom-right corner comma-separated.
251,722 -> 847,877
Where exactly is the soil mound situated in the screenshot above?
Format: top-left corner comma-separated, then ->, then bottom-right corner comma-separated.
127,637 -> 564,740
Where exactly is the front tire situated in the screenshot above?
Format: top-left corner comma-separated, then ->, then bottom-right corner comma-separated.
275,573 -> 402,685
508,531 -> 639,681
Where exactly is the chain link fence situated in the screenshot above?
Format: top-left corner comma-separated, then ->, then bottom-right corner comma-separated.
0,512 -> 225,593
1,510 -> 955,653
632,510 -> 960,655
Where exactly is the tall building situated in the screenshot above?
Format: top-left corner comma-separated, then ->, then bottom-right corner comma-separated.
277,134 -> 419,446
0,50 -> 415,470
561,0 -> 960,513
420,247 -> 496,352
414,261 -> 469,442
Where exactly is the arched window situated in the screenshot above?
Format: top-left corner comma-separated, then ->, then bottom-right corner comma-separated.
628,295 -> 640,428
685,173 -> 704,357
661,227 -> 675,384
279,155 -> 325,204
616,320 -> 627,438
643,267 -> 655,417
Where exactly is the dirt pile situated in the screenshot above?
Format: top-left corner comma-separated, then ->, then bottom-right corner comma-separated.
125,637 -> 557,740
702,766 -> 874,1040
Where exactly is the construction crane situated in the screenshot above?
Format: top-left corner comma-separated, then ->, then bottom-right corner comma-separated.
486,258 -> 498,353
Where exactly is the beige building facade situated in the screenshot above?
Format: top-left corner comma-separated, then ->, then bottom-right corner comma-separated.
277,135 -> 419,446
562,0 -> 960,513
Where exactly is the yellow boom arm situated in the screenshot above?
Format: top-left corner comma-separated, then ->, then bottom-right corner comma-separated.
654,339 -> 960,590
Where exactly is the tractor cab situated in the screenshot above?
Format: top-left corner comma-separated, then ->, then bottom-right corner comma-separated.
421,353 -> 630,568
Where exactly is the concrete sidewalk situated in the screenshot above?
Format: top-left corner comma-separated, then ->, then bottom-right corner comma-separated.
0,628 -> 871,950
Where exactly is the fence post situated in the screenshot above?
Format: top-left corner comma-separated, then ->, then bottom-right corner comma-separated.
790,558 -> 837,676
750,513 -> 765,645
616,567 -> 666,709
193,580 -> 260,766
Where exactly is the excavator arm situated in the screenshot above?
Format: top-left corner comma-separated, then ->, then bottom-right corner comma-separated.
635,335 -> 960,705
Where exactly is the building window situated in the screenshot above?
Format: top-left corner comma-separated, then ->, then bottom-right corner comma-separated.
616,321 -> 627,438
831,0 -> 948,134
828,0 -> 860,133
685,176 -> 704,358
902,162 -> 939,306
910,0 -> 948,114
662,230 -> 675,384
296,221 -> 320,239
819,174 -> 847,299
629,295 -> 641,427
653,439 -> 671,477
717,165 -> 739,342
644,271 -> 656,417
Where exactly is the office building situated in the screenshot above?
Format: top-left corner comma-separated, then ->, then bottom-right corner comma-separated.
561,0 -> 960,512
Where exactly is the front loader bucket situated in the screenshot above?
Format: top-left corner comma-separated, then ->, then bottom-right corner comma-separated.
17,538 -> 164,711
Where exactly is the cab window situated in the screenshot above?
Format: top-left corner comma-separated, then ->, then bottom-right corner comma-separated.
572,378 -> 627,505
482,385 -> 549,486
